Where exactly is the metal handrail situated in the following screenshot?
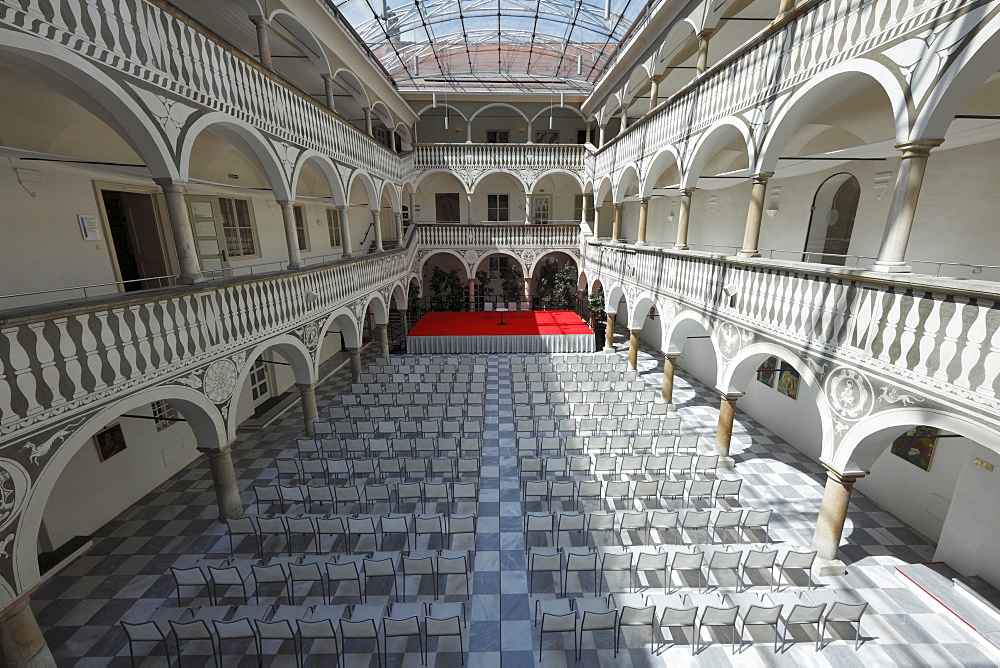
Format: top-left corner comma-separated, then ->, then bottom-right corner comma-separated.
0,274 -> 180,302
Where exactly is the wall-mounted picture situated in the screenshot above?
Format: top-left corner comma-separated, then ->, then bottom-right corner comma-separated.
890,425 -> 940,471
93,423 -> 127,462
756,356 -> 779,388
777,362 -> 800,400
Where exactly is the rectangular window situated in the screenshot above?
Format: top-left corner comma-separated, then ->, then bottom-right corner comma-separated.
487,194 -> 509,222
217,197 -> 257,257
574,194 -> 595,223
250,358 -> 270,402
488,255 -> 509,279
486,130 -> 510,144
151,400 -> 178,432
577,129 -> 589,144
326,208 -> 342,248
293,205 -> 309,252
533,196 -> 551,224
535,131 -> 559,144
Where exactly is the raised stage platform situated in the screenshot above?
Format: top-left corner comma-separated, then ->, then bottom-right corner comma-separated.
406,311 -> 596,354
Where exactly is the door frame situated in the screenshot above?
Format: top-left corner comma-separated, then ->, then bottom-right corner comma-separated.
92,181 -> 176,292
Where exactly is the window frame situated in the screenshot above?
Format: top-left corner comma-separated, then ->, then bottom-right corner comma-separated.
326,207 -> 343,248
487,193 -> 510,222
217,196 -> 261,259
486,129 -> 510,144
293,204 -> 310,252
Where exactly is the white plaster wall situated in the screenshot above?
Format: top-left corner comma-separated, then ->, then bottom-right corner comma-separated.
39,406 -> 200,551
934,443 -> 1000,587
738,369 -> 824,462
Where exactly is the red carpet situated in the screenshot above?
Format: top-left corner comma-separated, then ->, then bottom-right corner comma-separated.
408,311 -> 593,337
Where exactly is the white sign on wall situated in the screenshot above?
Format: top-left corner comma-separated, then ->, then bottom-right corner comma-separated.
78,215 -> 102,241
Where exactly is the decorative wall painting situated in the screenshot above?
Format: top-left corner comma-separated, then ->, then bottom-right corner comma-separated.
94,423 -> 127,462
890,425 -> 940,471
756,356 -> 778,388
777,362 -> 801,400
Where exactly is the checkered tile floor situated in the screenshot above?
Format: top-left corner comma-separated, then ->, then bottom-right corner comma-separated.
33,332 -> 999,666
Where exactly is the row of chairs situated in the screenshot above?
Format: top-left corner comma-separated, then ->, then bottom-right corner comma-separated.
527,545 -> 819,596
351,381 -> 486,394
511,369 -> 637,382
315,418 -> 485,439
276,455 -> 481,483
328,404 -> 485,420
254,481 -> 479,516
515,434 -> 697,457
519,452 -> 721,477
521,477 -> 742,508
297,436 -> 481,460
515,417 -> 675,439
522,508 -> 773,548
515,402 -> 676,420
341,392 -> 485,407
229,513 -> 477,555
358,371 -> 486,383
535,591 -> 868,659
122,602 -> 466,668
511,383 -> 648,397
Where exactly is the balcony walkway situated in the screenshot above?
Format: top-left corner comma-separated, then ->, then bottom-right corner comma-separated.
30,334 -> 995,666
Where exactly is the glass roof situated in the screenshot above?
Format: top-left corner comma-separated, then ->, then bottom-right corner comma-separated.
325,0 -> 646,90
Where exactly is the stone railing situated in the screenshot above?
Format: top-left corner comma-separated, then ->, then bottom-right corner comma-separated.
415,223 -> 581,250
582,238 -> 1000,455
593,0 -> 961,176
413,143 -> 590,187
0,0 -> 407,182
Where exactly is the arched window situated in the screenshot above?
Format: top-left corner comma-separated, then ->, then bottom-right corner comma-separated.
803,173 -> 861,265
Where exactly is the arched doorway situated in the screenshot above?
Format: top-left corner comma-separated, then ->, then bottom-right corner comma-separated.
803,173 -> 861,265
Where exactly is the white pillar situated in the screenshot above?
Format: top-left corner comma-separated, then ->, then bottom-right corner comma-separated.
0,596 -> 54,668
739,173 -> 772,258
298,383 -> 318,436
251,16 -> 273,70
322,73 -> 336,111
199,443 -> 243,521
675,188 -> 695,250
873,140 -> 943,273
371,209 -> 383,252
376,323 -> 390,358
598,123 -> 607,147
408,192 -> 416,225
636,197 -> 650,245
154,178 -> 205,284
348,347 -> 362,382
812,465 -> 868,575
394,211 -> 403,243
714,393 -> 741,468
649,76 -> 661,110
585,120 -> 593,145
611,203 -> 622,241
338,205 -> 353,258
525,194 -> 533,225
364,107 -> 373,135
696,30 -> 714,75
278,200 -> 303,269
466,193 -> 474,224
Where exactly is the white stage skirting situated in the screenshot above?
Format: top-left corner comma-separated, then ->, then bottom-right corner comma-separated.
407,333 -> 596,354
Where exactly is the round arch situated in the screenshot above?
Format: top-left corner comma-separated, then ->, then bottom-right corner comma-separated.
641,146 -> 683,197
604,283 -> 626,316
628,293 -> 657,330
595,177 -> 614,204
380,181 -> 401,212
529,105 -> 587,124
914,9 -> 1000,139
680,117 -> 755,189
419,250 -> 473,280
0,31 -> 179,180
179,113 -> 291,200
227,335 -> 316,440
578,270 -> 589,292
332,68 -> 370,109
395,124 -> 413,151
530,251 -> 578,280
472,252 -> 529,281
530,169 -> 585,192
371,101 -> 393,128
362,293 -> 390,325
266,9 -> 332,74
414,103 -> 469,122
290,151 -> 346,205
653,18 -> 700,75
317,308 -> 362,353
471,170 -> 530,195
833,408 -> 1000,473
414,169 -> 471,195
661,309 -> 716,355
14,388 -> 226,592
390,283 -> 407,310
469,103 -> 529,123
756,61 -> 909,173
613,164 -> 641,202
347,170 -> 379,207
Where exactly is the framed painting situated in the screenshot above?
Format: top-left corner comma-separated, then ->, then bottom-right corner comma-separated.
94,423 -> 127,462
890,425 -> 940,471
756,356 -> 779,388
777,362 -> 800,400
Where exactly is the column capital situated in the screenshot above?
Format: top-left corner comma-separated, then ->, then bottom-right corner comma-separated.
322,72 -> 335,82
250,15 -> 268,27
153,177 -> 188,193
638,197 -> 650,205
337,205 -> 349,213
629,328 -> 643,335
697,28 -> 716,40
680,187 -> 697,196
295,382 -> 316,391
371,209 -> 381,219
717,391 -> 743,402
894,139 -> 944,157
820,459 -> 869,483
750,172 -> 774,185
664,352 -> 681,360
198,441 -> 235,458
277,199 -> 295,208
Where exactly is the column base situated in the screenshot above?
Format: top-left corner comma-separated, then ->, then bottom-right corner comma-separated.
635,240 -> 648,246
177,272 -> 206,285
872,261 -> 912,273
602,346 -> 615,354
737,250 -> 761,258
665,403 -> 677,414
342,252 -> 353,259
287,262 -> 303,271
674,245 -> 689,251
717,456 -> 736,469
814,557 -> 848,576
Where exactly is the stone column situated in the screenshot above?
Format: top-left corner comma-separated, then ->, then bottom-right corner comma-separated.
661,353 -> 680,408
347,347 -> 362,382
371,209 -> 383,252
375,323 -> 390,359
155,179 -> 205,284
525,194 -> 533,225
585,120 -> 593,144
674,188 -> 695,250
0,595 -> 54,668
739,173 -> 773,258
251,16 -> 273,70
199,443 -> 243,521
278,200 -> 303,269
627,329 -> 641,370
598,123 -> 607,148
364,107 -> 373,136
611,203 -> 623,241
393,212 -> 403,243
636,197 -> 650,245
696,30 -> 714,75
408,192 -> 416,226
620,107 -> 629,133
322,73 -> 336,111
649,76 -> 661,110
466,123 -> 473,143
581,193 -> 593,235
714,393 -> 742,468
466,193 -> 474,224
604,313 -> 616,352
812,465 -> 868,575
338,205 -> 353,258
523,278 -> 533,303
777,0 -> 795,18
873,140 -> 943,273
297,383 -> 318,437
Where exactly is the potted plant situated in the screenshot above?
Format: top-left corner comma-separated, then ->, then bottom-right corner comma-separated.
589,287 -> 607,348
